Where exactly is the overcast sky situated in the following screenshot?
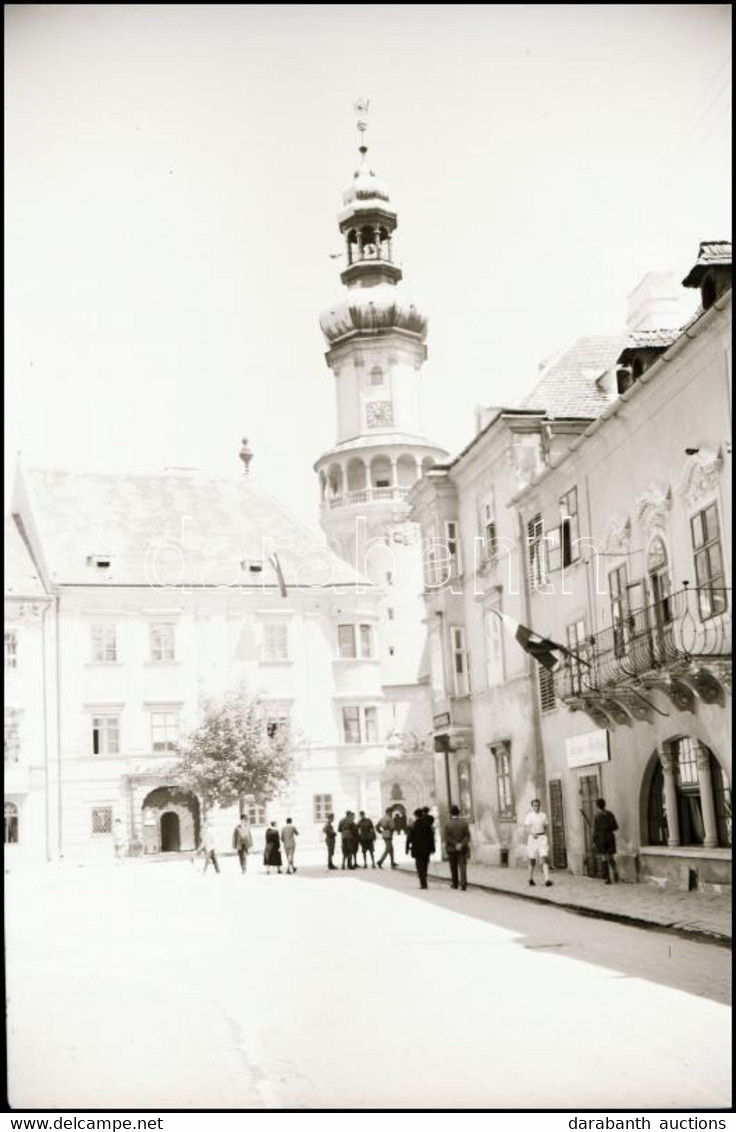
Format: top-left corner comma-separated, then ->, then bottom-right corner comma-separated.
5,4 -> 732,532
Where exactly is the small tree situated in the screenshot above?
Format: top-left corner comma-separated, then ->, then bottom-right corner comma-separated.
172,688 -> 294,818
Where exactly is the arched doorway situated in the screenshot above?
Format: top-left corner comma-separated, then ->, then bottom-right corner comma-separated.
160,811 -> 181,852
388,802 -> 407,831
646,739 -> 731,848
141,787 -> 200,854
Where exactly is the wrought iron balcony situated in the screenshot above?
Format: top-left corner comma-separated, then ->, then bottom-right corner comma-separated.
559,587 -> 731,721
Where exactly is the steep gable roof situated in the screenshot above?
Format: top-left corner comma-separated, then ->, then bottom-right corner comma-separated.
4,515 -> 47,598
520,335 -> 625,418
18,469 -> 366,589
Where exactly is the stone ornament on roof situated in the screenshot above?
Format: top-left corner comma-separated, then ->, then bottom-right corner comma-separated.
677,447 -> 724,511
635,483 -> 673,535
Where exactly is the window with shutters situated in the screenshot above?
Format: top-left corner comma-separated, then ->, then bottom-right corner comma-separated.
566,619 -> 587,695
451,626 -> 470,696
690,504 -> 727,620
445,520 -> 462,576
609,565 -> 629,658
484,605 -> 504,687
527,514 -> 547,588
5,631 -> 18,670
538,665 -> 556,713
313,794 -> 333,822
548,780 -> 568,869
490,741 -> 515,818
560,487 -> 580,567
91,624 -> 117,664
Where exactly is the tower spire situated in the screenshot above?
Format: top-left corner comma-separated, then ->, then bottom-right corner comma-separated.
354,97 -> 370,164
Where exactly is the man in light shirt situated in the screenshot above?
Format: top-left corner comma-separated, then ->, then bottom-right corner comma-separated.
523,798 -> 553,887
281,817 -> 299,874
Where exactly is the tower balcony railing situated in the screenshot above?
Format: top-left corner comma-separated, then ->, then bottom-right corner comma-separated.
322,486 -> 412,509
558,586 -> 731,699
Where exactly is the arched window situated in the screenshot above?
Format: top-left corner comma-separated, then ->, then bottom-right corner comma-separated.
647,537 -> 672,629
390,782 -> 403,801
370,366 -> 385,387
647,740 -> 731,848
4,802 -> 19,844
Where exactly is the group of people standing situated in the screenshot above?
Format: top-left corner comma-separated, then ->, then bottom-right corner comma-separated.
199,796 -> 620,890
321,809 -> 403,871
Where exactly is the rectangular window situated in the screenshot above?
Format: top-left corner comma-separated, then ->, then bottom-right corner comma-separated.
313,794 -> 333,822
609,565 -> 629,657
342,705 -> 361,744
451,626 -> 470,696
150,710 -> 179,753
248,803 -> 267,826
483,606 -> 504,687
337,624 -> 374,658
538,665 -> 556,713
91,807 -> 113,835
364,705 -> 379,743
342,705 -> 379,744
92,714 -> 120,755
91,623 -> 117,664
5,802 -> 19,844
266,705 -> 290,738
4,631 -> 18,670
691,503 -> 727,620
560,487 -> 580,567
262,622 -> 289,662
4,708 -> 21,763
566,619 -> 587,695
480,495 -> 497,560
491,741 -> 514,819
445,520 -> 462,575
528,514 -> 547,588
150,623 -> 175,663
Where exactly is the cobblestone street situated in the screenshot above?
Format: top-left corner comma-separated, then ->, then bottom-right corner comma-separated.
5,854 -> 731,1110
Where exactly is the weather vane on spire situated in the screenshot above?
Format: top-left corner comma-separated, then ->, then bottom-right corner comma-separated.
354,98 -> 370,157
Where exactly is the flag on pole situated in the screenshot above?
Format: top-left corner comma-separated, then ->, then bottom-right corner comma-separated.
269,553 -> 288,599
493,610 -> 585,672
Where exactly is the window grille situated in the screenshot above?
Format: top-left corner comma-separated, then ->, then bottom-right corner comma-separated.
91,807 -> 113,835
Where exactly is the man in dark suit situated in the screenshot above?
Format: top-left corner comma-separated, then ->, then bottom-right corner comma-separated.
443,804 -> 471,890
323,812 -> 338,870
406,807 -> 435,889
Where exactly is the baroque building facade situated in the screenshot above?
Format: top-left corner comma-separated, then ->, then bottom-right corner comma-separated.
5,461 -> 394,863
409,243 -> 731,890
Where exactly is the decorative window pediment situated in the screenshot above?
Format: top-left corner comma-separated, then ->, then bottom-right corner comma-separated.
678,447 -> 724,511
603,514 -> 632,556
635,483 -> 673,536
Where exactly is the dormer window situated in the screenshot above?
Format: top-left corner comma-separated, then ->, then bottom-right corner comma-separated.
616,367 -> 634,395
87,555 -> 112,570
702,274 -> 717,311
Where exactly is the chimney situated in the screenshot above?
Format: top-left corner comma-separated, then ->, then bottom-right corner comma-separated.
239,437 -> 253,475
625,271 -> 697,333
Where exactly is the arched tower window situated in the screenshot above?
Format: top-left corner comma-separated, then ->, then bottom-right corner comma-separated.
647,537 -> 671,628
370,366 -> 385,387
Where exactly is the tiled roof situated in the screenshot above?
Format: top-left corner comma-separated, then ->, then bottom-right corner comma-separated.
682,241 -> 732,287
617,328 -> 682,362
4,515 -> 47,598
520,336 -> 625,418
17,469 -> 366,589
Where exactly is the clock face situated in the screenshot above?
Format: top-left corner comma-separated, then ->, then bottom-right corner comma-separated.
366,400 -> 394,428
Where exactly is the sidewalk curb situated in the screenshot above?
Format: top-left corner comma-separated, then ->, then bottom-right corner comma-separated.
398,864 -> 732,949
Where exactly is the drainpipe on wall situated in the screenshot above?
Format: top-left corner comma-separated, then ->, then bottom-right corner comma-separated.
55,590 -> 63,860
40,599 -> 54,862
517,511 -> 547,800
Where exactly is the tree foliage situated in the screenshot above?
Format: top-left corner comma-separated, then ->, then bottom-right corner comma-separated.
172,688 -> 293,809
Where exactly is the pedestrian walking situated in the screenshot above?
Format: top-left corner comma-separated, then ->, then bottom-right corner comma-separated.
376,808 -> 398,868
232,814 -> 253,874
281,817 -> 299,873
338,810 -> 358,869
593,798 -> 619,884
323,812 -> 338,870
201,817 -> 220,874
357,811 -> 376,868
444,804 -> 471,890
113,818 -> 127,864
407,807 -> 435,889
264,821 -> 282,874
523,799 -> 552,887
